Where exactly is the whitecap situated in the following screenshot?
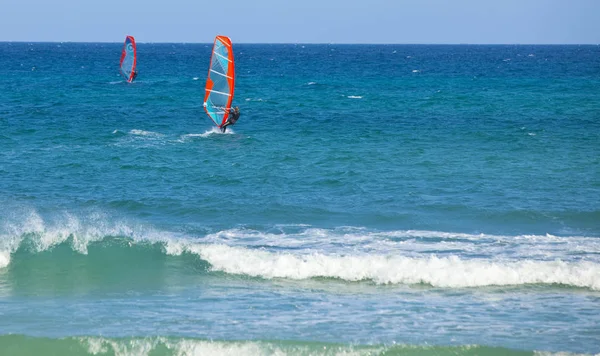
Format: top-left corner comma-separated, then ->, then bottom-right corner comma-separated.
82,337 -> 274,356
197,227 -> 600,263
180,133 -> 206,139
186,244 -> 600,290
179,129 -> 231,139
0,208 -> 190,266
0,250 -> 10,268
79,337 -> 379,356
192,127 -> 234,137
129,129 -> 163,137
3,211 -> 599,290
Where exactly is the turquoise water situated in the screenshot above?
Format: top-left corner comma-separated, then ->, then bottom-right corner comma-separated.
0,43 -> 599,355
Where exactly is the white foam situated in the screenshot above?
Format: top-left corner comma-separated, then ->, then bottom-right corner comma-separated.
166,340 -> 275,356
2,211 -> 600,290
307,82 -> 317,85
129,129 -> 163,137
193,77 -> 199,80
1,211 -> 103,254
198,228 -> 600,261
175,244 -> 600,290
347,96 -> 362,99
0,209 -> 179,262
68,336 -> 600,356
80,337 -> 377,356
412,69 -> 420,73
0,250 -> 10,268
84,337 -> 159,356
179,133 -> 207,140
192,127 -> 234,137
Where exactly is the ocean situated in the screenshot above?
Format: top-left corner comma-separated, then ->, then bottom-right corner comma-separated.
0,42 -> 599,355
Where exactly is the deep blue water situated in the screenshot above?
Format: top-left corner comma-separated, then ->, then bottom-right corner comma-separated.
0,42 -> 599,355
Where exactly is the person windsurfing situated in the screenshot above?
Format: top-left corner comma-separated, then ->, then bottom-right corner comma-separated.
221,106 -> 240,133
132,70 -> 138,81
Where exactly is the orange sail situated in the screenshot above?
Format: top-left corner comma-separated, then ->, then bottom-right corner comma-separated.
119,35 -> 137,83
203,36 -> 235,127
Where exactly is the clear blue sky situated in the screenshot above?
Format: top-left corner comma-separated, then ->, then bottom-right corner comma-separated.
1,0 -> 599,44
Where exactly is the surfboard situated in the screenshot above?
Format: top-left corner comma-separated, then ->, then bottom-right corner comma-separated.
203,35 -> 235,128
119,35 -> 137,83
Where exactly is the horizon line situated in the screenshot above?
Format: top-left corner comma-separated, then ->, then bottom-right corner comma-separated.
1,40 -> 599,46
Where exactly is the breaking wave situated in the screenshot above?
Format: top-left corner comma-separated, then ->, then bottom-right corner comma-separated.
1,210 -> 599,291
0,335 -> 580,356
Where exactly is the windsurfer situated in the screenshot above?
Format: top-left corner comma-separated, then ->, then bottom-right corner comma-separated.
132,70 -> 138,81
221,106 -> 240,133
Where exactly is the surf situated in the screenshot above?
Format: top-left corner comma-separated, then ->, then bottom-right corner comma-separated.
2,220 -> 599,291
0,335 -> 545,356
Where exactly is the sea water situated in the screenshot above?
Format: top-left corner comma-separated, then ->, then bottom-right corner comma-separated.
0,43 -> 599,355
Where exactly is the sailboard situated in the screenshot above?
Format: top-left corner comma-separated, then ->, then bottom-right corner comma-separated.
203,35 -> 235,128
119,35 -> 137,83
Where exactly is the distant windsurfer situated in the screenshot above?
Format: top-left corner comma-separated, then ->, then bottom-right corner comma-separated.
220,106 -> 240,133
132,70 -> 138,81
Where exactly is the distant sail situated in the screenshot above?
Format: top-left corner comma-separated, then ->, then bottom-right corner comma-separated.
119,36 -> 137,83
203,35 -> 235,128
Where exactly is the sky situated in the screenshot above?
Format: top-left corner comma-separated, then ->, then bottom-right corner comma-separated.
1,0 -> 599,44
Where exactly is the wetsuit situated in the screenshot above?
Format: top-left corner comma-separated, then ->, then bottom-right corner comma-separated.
221,110 -> 240,132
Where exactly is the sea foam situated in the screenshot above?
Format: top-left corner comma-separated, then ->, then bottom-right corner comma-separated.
0,251 -> 9,268
0,209 -> 176,259
196,127 -> 234,136
2,211 -> 599,290
167,243 -> 600,290
129,129 -> 163,137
